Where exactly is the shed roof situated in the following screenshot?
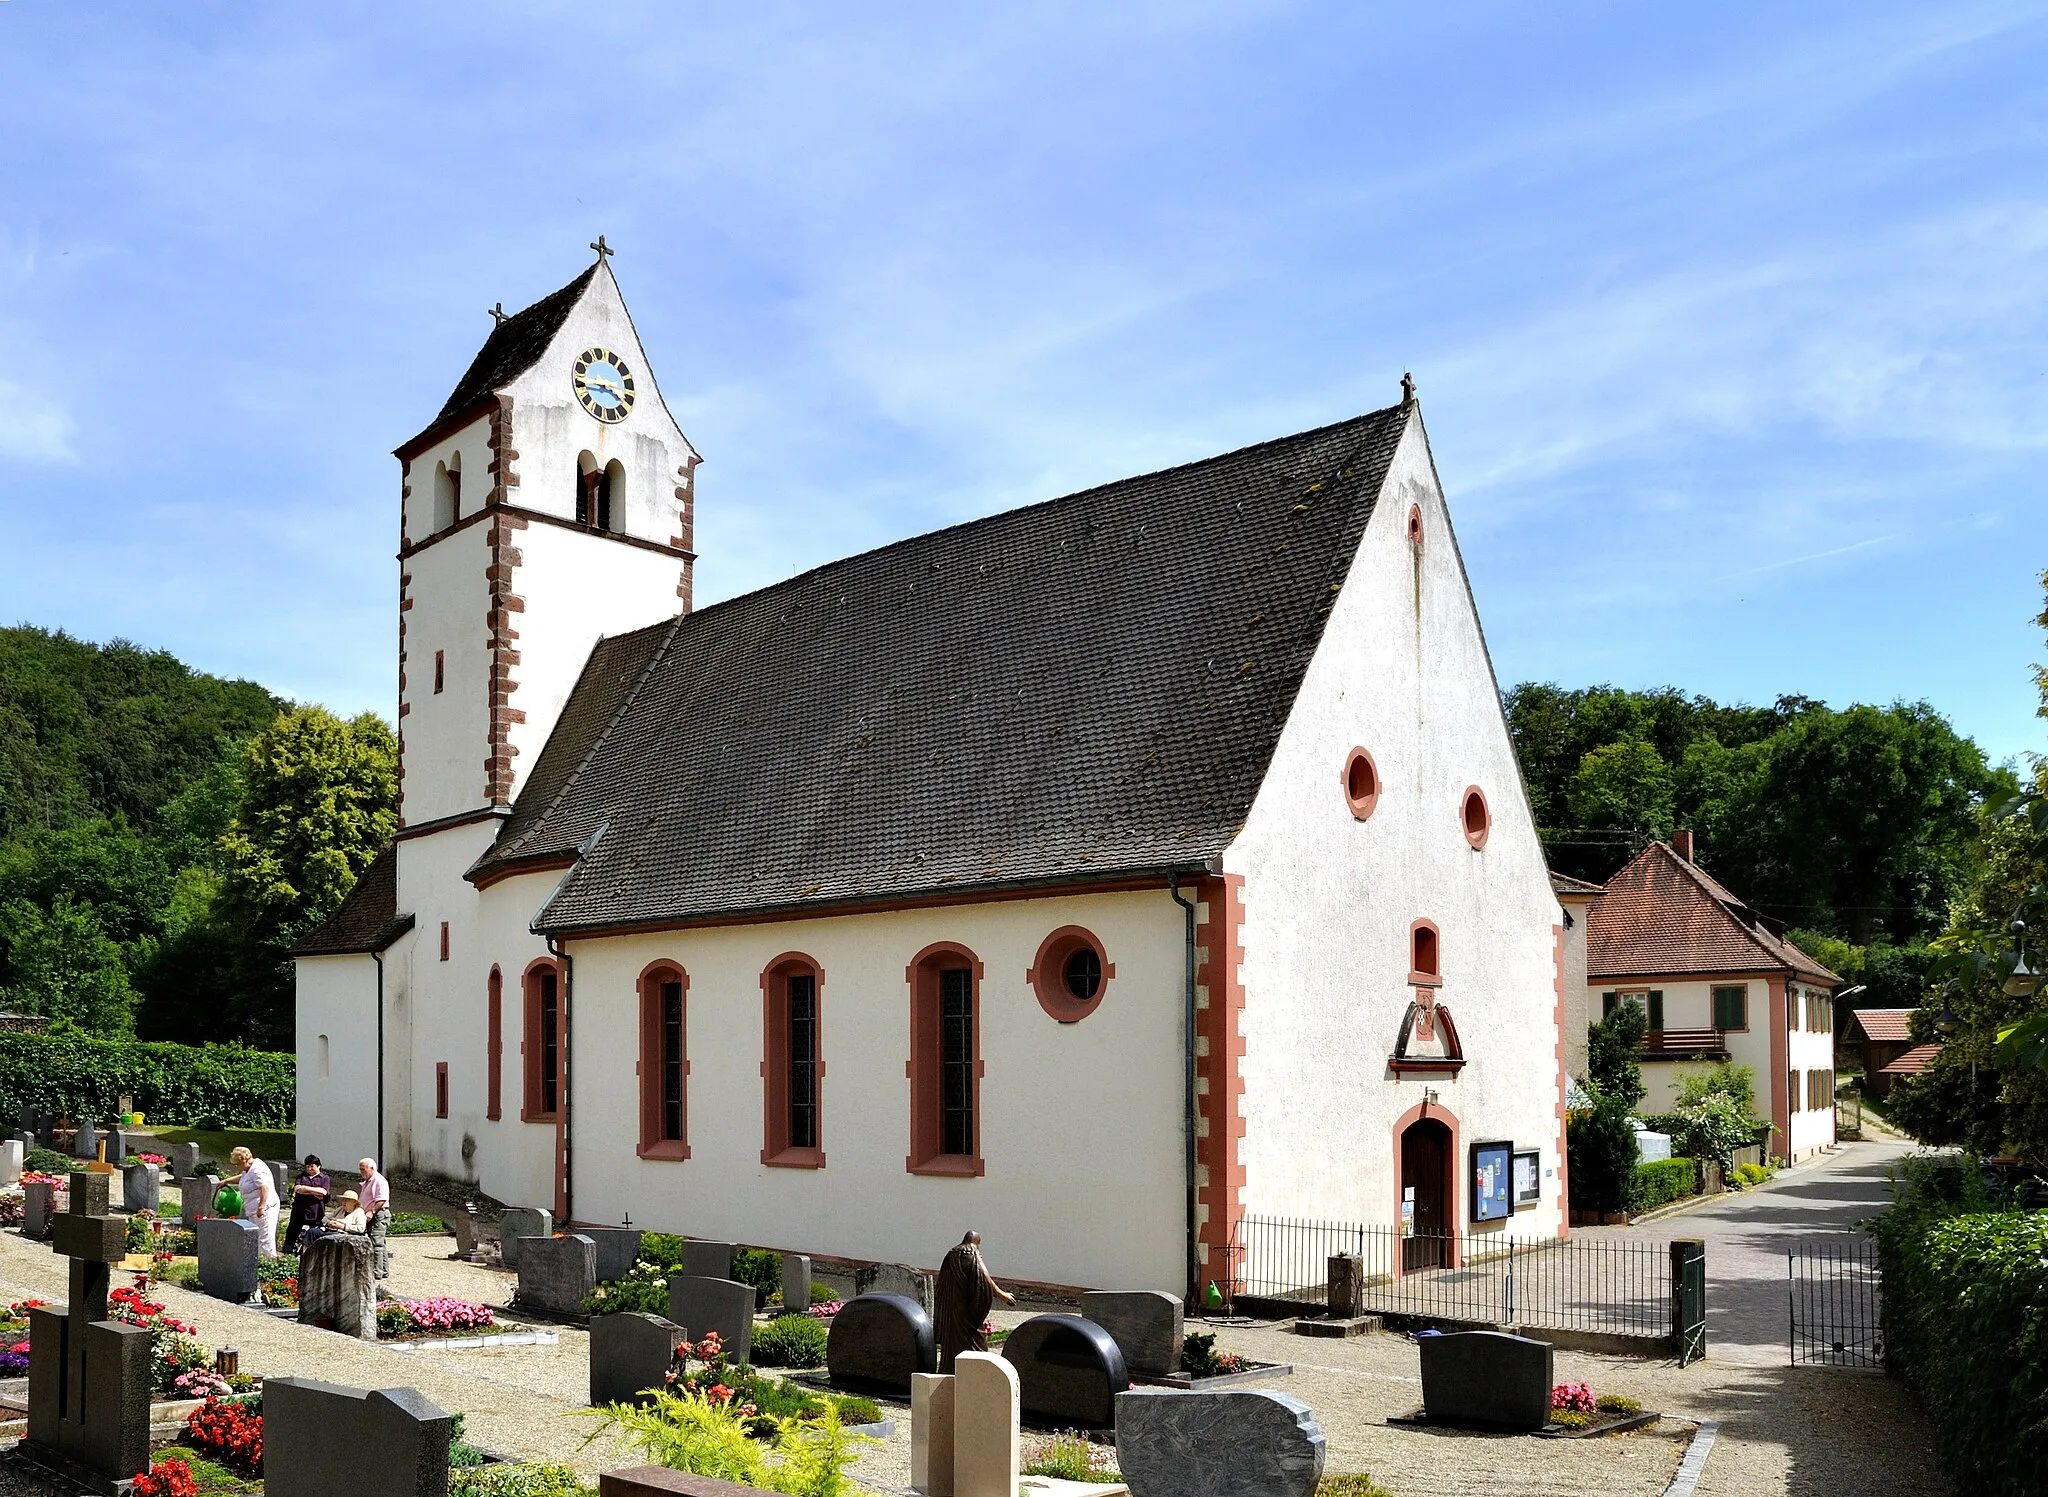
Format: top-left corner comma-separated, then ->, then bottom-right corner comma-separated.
293,847 -> 415,956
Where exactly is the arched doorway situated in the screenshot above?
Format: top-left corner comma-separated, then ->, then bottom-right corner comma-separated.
1400,1116 -> 1453,1271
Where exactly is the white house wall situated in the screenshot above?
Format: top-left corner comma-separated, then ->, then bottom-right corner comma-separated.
400,523 -> 493,823
1226,415 -> 1568,1241
1785,983 -> 1837,1161
295,954 -> 384,1164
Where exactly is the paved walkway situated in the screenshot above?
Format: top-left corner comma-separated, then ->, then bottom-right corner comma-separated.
1582,1140 -> 1913,1366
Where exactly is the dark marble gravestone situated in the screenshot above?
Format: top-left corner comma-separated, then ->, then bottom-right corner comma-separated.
666,1275 -> 755,1365
197,1216 -> 261,1303
70,1122 -> 98,1161
168,1142 -> 201,1180
263,1376 -> 454,1497
1418,1330 -> 1554,1432
21,1170 -> 151,1494
121,1161 -> 159,1215
519,1234 -> 599,1317
825,1292 -> 936,1394
1003,1314 -> 1130,1430
581,1226 -> 644,1284
1115,1388 -> 1325,1497
183,1174 -> 220,1227
1080,1290 -> 1183,1378
681,1239 -> 736,1281
590,1310 -> 685,1407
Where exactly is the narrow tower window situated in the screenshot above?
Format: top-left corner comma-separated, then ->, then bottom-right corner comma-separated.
637,964 -> 690,1159
761,956 -> 824,1166
1410,920 -> 1440,982
434,650 -> 445,694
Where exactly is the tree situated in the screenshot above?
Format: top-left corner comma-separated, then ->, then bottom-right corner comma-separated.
1566,739 -> 1675,846
1587,1001 -> 1648,1112
0,896 -> 136,1034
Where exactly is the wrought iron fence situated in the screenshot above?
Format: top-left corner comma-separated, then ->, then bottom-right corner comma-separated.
1789,1240 -> 1882,1367
1235,1215 -> 1675,1339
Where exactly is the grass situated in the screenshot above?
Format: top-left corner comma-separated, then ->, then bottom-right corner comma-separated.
150,1450 -> 257,1493
1021,1430 -> 1121,1483
151,1127 -> 298,1168
1317,1476 -> 1395,1497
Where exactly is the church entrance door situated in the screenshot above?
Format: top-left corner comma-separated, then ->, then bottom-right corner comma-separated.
1400,1117 -> 1451,1272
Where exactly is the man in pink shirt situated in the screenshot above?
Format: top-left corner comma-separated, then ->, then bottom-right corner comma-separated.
357,1157 -> 391,1280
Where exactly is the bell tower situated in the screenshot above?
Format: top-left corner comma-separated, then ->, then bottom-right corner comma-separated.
392,244 -> 700,830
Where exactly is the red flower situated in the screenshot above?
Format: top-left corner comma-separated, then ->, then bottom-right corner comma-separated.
133,1457 -> 199,1497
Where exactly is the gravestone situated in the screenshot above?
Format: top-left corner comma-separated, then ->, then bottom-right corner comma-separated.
182,1174 -> 220,1227
168,1142 -> 201,1180
121,1162 -> 159,1216
955,1352 -> 1020,1497
666,1275 -> 755,1365
270,1160 -> 299,1208
682,1238 -> 736,1280
0,1138 -> 20,1187
263,1375 -> 454,1497
451,1204 -> 478,1261
16,1130 -> 37,1160
70,1122 -> 97,1161
1115,1388 -> 1325,1497
1002,1315 -> 1129,1430
22,1169 -> 151,1492
582,1225 -> 644,1284
1080,1291 -> 1183,1378
598,1473 -> 784,1496
1327,1255 -> 1364,1320
299,1233 -> 377,1339
519,1233 -> 598,1317
103,1130 -> 128,1167
1418,1330 -> 1554,1432
197,1217 -> 261,1303
872,1262 -> 935,1316
22,1180 -> 57,1240
826,1292 -> 936,1394
911,1372 -> 956,1495
496,1207 -> 553,1269
589,1310 -> 685,1406
782,1253 -> 813,1313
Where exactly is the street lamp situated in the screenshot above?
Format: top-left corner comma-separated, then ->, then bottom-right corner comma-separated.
2004,916 -> 2041,998
1934,983 -> 1962,1038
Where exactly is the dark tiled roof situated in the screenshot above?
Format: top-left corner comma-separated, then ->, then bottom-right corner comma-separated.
474,406 -> 1415,932
294,846 -> 414,955
1588,842 -> 1837,983
1848,1008 -> 1916,1044
1550,870 -> 1605,897
418,266 -> 598,435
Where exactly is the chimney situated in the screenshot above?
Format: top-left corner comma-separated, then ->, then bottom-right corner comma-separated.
1672,828 -> 1695,862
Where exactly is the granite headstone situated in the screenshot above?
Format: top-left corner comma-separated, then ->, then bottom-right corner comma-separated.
71,1122 -> 97,1161
581,1226 -> 644,1284
1080,1291 -> 1183,1378
21,1179 -> 57,1240
681,1239 -> 736,1281
183,1174 -> 220,1227
666,1275 -> 754,1365
168,1142 -> 201,1180
782,1253 -> 813,1313
451,1204 -> 478,1261
496,1207 -> 553,1269
197,1216 -> 261,1303
121,1161 -> 160,1216
1115,1388 -> 1325,1497
871,1262 -> 935,1317
826,1292 -> 937,1394
300,1232 -> 377,1339
263,1375 -> 454,1497
1002,1315 -> 1130,1430
590,1310 -> 685,1407
1418,1330 -> 1555,1432
519,1233 -> 598,1317
0,1138 -> 20,1187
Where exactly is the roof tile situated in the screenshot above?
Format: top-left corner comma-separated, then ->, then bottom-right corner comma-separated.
1587,842 -> 1837,983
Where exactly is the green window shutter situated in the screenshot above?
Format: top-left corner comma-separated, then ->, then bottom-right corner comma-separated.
1602,991 -> 1618,1020
1714,985 -> 1747,1031
1648,990 -> 1665,1031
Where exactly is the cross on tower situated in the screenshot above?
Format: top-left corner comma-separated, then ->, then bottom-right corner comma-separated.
1401,371 -> 1417,405
488,302 -> 508,327
590,234 -> 614,262
20,1170 -> 151,1491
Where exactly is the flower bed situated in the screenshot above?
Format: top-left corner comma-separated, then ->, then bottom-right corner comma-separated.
378,1296 -> 499,1339
1543,1383 -> 1651,1436
183,1397 -> 263,1477
659,1330 -> 881,1436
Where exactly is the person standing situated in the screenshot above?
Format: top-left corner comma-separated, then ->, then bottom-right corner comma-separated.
282,1155 -> 331,1253
933,1230 -> 1015,1372
229,1148 -> 279,1260
357,1157 -> 391,1279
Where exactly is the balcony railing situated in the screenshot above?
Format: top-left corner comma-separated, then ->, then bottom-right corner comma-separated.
1640,1027 -> 1729,1056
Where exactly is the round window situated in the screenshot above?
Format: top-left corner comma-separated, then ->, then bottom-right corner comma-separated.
1462,786 -> 1491,849
1032,927 -> 1113,1022
1343,748 -> 1380,820
1063,946 -> 1102,1001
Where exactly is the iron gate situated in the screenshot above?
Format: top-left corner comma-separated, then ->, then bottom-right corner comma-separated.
1788,1240 -> 1882,1367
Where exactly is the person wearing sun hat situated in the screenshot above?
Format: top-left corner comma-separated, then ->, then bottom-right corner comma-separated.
331,1188 -> 367,1235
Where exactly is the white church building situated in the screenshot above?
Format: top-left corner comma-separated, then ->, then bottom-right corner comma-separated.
295,252 -> 1574,1294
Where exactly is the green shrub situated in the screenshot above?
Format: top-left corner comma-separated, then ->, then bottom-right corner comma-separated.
1566,1092 -> 1640,1214
638,1233 -> 689,1271
1549,1409 -> 1593,1429
583,1259 -> 672,1317
809,1282 -> 837,1305
1629,1157 -> 1698,1212
827,1395 -> 880,1427
1595,1393 -> 1641,1414
1871,1154 -> 2048,1495
449,1464 -> 592,1497
1734,1161 -> 1770,1187
1022,1430 -> 1121,1482
388,1212 -> 448,1236
732,1247 -> 782,1303
583,1390 -> 878,1496
23,1147 -> 72,1176
753,1315 -> 828,1369
0,1032 -> 292,1128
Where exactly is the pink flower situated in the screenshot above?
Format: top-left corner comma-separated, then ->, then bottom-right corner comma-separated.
1551,1381 -> 1595,1413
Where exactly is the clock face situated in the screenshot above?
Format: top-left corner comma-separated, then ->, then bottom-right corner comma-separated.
572,348 -> 636,423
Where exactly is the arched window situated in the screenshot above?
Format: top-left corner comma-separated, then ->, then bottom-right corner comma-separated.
907,943 -> 984,1175
638,963 -> 689,1159
1342,748 -> 1380,821
1461,786 -> 1491,849
486,967 -> 503,1122
575,452 -> 618,532
522,959 -> 562,1122
602,459 -> 626,533
434,453 -> 462,532
761,954 -> 825,1167
1410,920 -> 1441,984
1406,503 -> 1423,548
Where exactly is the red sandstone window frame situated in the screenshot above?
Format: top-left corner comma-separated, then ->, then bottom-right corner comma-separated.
1342,747 -> 1380,821
761,953 -> 826,1168
1409,918 -> 1442,986
1460,786 -> 1491,850
637,962 -> 691,1161
906,942 -> 985,1177
435,1061 -> 449,1119
1407,503 -> 1424,548
1028,927 -> 1114,1023
486,966 -> 503,1122
521,958 -> 563,1124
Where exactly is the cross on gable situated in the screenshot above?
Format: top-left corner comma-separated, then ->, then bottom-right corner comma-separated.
590,234 -> 613,262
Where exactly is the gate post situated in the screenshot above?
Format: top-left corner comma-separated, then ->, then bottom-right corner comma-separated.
1670,1239 -> 1706,1366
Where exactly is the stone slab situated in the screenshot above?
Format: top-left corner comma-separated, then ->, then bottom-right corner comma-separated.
80,1319 -> 151,1480
911,1372 -> 956,1496
1292,1315 -> 1380,1339
1418,1330 -> 1554,1432
519,1234 -> 598,1317
50,1215 -> 126,1264
183,1174 -> 220,1227
666,1275 -> 754,1365
122,1163 -> 160,1216
496,1207 -> 553,1270
196,1216 -> 260,1303
590,1311 -> 683,1407
954,1352 -> 1019,1497
68,1172 -> 109,1216
871,1262 -> 935,1316
1003,1315 -> 1129,1430
263,1376 -> 454,1497
451,1204 -> 479,1259
21,1181 -> 56,1240
682,1239 -> 736,1280
581,1226 -> 644,1284
1080,1291 -> 1182,1378
826,1292 -> 937,1394
1327,1254 -> 1364,1319
0,1139 -> 20,1187
782,1253 -> 812,1313
300,1232 -> 377,1339
1115,1387 -> 1325,1497
70,1123 -> 97,1161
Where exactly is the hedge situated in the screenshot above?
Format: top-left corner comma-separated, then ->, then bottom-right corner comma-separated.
1629,1156 -> 1698,1212
1872,1156 -> 2048,1495
0,1030 -> 293,1128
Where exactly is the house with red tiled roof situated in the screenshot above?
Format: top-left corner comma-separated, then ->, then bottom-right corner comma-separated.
1586,833 -> 1840,1162
1844,1009 -> 1926,1097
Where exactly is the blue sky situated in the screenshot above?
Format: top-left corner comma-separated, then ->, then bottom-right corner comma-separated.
3,3 -> 2046,762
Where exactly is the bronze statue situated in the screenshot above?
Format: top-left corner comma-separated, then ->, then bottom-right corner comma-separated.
934,1229 -> 1015,1372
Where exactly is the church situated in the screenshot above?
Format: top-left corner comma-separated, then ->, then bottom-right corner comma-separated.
294,249 -> 1572,1295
